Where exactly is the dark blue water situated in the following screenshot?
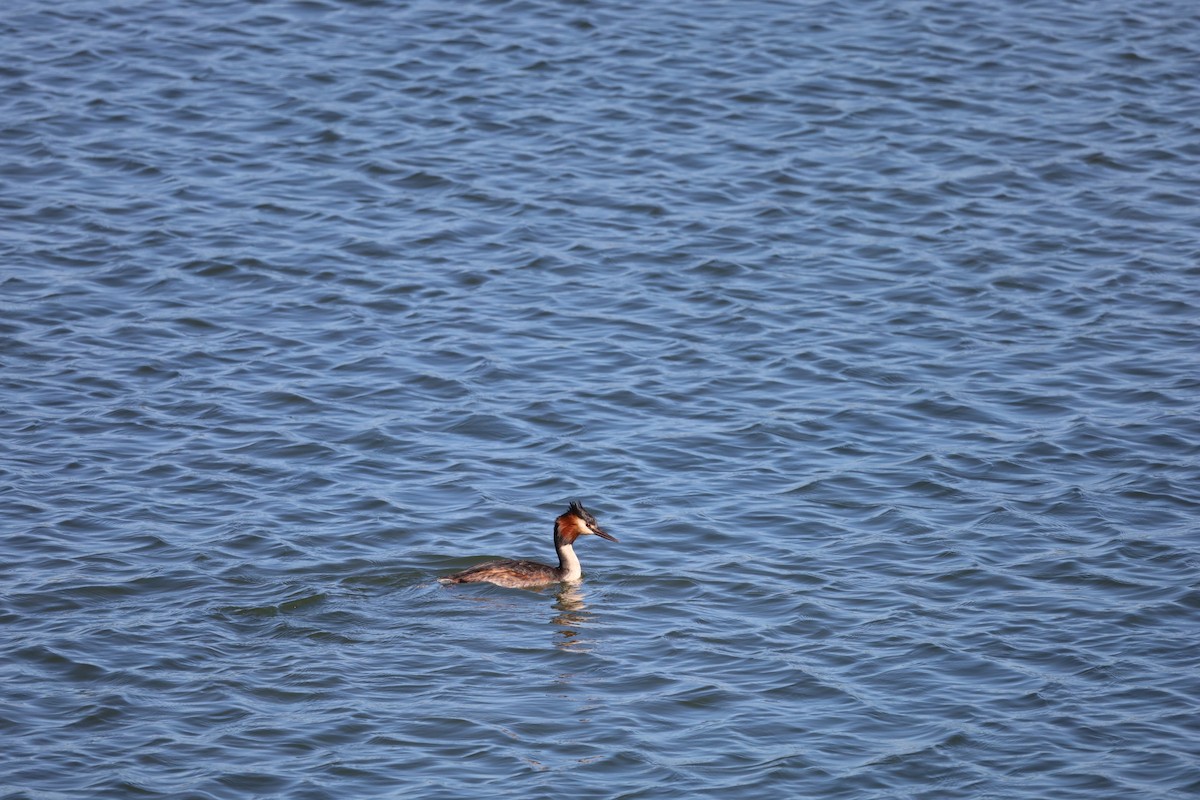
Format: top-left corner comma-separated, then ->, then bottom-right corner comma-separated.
3,1 -> 1199,797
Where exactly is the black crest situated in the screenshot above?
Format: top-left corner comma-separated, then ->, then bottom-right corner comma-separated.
567,500 -> 593,521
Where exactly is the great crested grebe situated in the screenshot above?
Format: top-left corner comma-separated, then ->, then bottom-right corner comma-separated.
438,501 -> 618,589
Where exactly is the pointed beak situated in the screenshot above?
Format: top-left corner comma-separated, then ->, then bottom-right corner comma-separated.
593,528 -> 618,543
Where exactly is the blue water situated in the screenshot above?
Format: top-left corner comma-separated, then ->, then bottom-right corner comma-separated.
3,1 -> 1199,797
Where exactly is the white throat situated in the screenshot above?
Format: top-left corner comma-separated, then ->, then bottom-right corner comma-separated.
557,542 -> 582,582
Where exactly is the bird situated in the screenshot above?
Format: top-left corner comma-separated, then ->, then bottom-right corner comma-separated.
438,501 -> 618,589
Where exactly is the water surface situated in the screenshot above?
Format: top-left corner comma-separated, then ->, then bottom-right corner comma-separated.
3,1 -> 1199,797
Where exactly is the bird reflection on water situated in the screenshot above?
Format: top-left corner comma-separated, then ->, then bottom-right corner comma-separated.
551,584 -> 592,650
